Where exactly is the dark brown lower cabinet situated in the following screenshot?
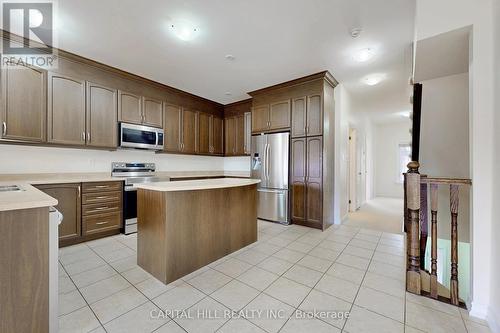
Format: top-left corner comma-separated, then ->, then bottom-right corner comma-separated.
35,183 -> 82,247
290,136 -> 323,229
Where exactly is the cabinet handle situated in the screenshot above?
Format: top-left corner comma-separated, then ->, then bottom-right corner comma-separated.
93,207 -> 109,211
87,132 -> 91,143
2,122 -> 6,136
94,185 -> 109,188
77,186 -> 81,198
93,196 -> 111,200
96,221 -> 109,225
81,132 -> 86,142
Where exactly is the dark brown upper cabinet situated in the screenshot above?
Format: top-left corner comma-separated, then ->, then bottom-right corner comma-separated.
198,112 -> 210,154
211,116 -> 224,155
181,108 -> 198,154
86,82 -> 118,148
235,114 -> 245,155
1,62 -> 46,142
163,103 -> 182,152
142,97 -> 163,128
292,94 -> 322,138
251,100 -> 291,134
47,73 -> 86,146
224,115 -> 245,156
118,91 -> 142,124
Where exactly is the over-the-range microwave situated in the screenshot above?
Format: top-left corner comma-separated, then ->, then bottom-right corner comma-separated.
119,123 -> 164,150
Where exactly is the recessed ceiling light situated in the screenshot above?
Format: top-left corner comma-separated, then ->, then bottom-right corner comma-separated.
350,28 -> 362,38
353,48 -> 374,62
362,74 -> 386,86
225,54 -> 235,61
169,20 -> 199,41
225,92 -> 232,96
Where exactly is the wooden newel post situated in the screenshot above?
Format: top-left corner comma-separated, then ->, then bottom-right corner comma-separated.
450,184 -> 460,305
406,161 -> 421,294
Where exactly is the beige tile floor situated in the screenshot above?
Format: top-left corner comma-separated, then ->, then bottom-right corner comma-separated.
58,220 -> 491,333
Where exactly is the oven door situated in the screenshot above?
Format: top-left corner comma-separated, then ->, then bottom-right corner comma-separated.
120,123 -> 163,150
123,186 -> 138,234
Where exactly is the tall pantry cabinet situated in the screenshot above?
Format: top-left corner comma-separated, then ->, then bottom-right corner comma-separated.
248,71 -> 337,230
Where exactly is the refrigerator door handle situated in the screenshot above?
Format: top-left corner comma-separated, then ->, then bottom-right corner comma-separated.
265,143 -> 271,181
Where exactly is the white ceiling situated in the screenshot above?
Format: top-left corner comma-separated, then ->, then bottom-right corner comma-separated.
54,0 -> 415,109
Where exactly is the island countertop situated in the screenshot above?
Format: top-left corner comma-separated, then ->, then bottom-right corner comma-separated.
134,178 -> 260,192
0,183 -> 58,212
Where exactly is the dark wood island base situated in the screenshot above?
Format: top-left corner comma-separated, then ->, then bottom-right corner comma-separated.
137,180 -> 258,284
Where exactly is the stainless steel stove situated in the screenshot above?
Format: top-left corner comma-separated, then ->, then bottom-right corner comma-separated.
111,162 -> 170,234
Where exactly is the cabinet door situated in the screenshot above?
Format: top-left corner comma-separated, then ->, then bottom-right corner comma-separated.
198,112 -> 210,154
306,137 -> 323,227
36,183 -> 82,245
251,105 -> 269,133
47,73 -> 86,145
235,115 -> 245,155
244,112 -> 251,155
212,116 -> 224,155
163,103 -> 182,152
142,97 -> 163,128
182,108 -> 198,154
307,94 -> 322,136
291,97 -> 306,138
224,117 -> 236,156
1,62 -> 46,142
118,91 -> 142,124
86,82 -> 117,148
291,138 -> 307,223
269,99 -> 291,130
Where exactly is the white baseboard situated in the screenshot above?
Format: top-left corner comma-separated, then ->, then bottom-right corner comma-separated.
470,301 -> 489,320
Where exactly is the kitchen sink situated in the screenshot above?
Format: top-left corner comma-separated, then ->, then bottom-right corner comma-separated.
0,185 -> 24,192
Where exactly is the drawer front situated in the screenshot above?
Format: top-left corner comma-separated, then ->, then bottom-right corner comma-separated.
82,201 -> 121,216
83,212 -> 121,235
82,191 -> 121,205
82,181 -> 122,193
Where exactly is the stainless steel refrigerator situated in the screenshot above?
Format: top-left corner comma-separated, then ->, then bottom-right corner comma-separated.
251,132 -> 289,224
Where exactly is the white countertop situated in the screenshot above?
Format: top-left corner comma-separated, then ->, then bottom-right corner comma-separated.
0,183 -> 58,212
135,178 -> 260,192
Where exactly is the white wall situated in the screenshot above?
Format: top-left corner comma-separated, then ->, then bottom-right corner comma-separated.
373,121 -> 411,198
419,72 -> 470,242
490,1 -> 500,332
416,0 -> 495,323
0,145 -> 224,174
334,84 -> 351,222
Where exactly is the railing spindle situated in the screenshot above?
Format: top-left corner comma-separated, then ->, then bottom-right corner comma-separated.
420,181 -> 428,270
406,161 -> 421,294
430,183 -> 438,299
450,184 -> 459,305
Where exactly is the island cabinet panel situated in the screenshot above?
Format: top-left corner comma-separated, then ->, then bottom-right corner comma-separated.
163,103 -> 182,152
291,97 -> 307,138
306,136 -> 323,227
1,62 -> 46,142
0,207 -> 49,333
47,73 -> 86,146
118,91 -> 142,124
211,116 -> 224,155
86,82 -> 118,148
290,138 -> 307,223
198,112 -> 210,154
181,108 -> 198,154
142,97 -> 163,128
251,104 -> 270,133
137,184 -> 257,284
35,183 -> 82,246
306,94 -> 322,136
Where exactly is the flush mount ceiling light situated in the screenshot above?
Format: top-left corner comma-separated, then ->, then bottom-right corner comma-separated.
225,54 -> 235,61
362,73 -> 386,86
169,19 -> 199,41
353,48 -> 374,62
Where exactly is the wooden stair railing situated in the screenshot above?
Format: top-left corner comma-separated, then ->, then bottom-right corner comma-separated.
404,161 -> 471,307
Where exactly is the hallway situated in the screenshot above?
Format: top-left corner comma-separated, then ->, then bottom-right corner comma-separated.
344,198 -> 404,234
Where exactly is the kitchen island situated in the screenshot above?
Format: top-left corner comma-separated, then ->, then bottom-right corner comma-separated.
135,178 -> 260,284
